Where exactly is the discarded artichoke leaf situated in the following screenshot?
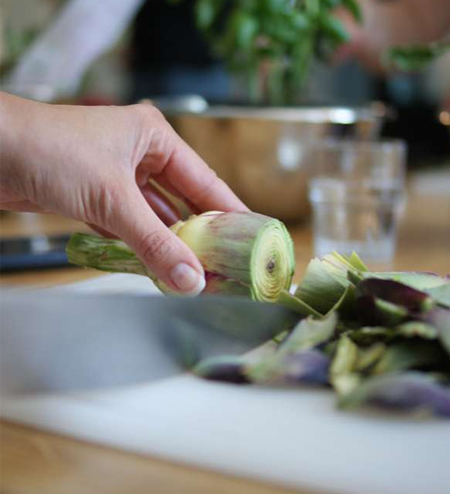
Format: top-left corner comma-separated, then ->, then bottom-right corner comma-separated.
294,258 -> 350,315
373,341 -> 449,375
395,322 -> 438,340
246,314 -> 337,385
332,373 -> 362,397
247,349 -> 330,385
347,251 -> 370,272
425,283 -> 450,309
276,289 -> 322,318
280,312 -> 338,353
194,355 -> 250,384
357,278 -> 434,313
366,271 -> 449,290
327,251 -> 368,274
330,335 -> 359,376
356,343 -> 386,372
349,327 -> 396,345
357,296 -> 409,327
338,372 -> 450,417
294,252 -> 366,316
326,284 -> 357,319
429,308 -> 450,357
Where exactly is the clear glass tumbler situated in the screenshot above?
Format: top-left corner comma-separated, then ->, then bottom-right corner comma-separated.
308,139 -> 407,264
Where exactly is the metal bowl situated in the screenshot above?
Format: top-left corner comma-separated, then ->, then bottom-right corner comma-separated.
160,101 -> 385,222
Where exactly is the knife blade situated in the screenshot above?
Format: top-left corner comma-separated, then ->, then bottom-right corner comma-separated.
0,291 -> 298,394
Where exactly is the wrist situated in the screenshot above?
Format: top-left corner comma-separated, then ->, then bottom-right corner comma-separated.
0,92 -> 49,206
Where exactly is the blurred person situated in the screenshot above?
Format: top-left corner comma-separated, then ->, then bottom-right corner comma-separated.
337,0 -> 450,74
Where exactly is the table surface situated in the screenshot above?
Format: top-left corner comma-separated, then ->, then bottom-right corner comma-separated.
1,191 -> 449,494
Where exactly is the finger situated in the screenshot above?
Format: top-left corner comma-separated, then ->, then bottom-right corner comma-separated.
109,184 -> 205,296
140,182 -> 181,226
161,136 -> 249,213
87,224 -> 119,239
153,175 -> 202,215
0,200 -> 48,213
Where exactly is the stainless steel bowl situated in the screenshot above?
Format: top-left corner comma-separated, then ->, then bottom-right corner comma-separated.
159,101 -> 385,222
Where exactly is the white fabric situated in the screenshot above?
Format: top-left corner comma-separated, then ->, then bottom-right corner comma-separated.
8,0 -> 145,97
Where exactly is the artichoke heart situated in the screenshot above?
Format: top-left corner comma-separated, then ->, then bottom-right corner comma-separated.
66,211 -> 295,303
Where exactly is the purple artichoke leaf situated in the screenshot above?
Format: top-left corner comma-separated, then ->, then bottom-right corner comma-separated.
366,271 -> 448,290
193,355 -> 250,384
372,341 -> 449,375
248,349 -> 330,386
357,278 -> 434,313
356,295 -> 409,327
425,282 -> 450,309
338,372 -> 450,417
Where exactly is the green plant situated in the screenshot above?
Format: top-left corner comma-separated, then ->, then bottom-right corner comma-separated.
169,0 -> 362,105
0,26 -> 40,78
387,38 -> 450,72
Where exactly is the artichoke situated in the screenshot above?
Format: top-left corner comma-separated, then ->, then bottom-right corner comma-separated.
66,211 -> 295,303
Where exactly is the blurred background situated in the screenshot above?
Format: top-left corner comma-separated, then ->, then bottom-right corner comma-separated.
1,0 -> 450,251
1,0 -> 449,169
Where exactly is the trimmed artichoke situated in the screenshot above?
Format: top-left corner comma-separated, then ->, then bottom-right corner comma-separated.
66,211 -> 295,303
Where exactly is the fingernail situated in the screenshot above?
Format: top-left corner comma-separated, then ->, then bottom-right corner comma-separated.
170,263 -> 206,296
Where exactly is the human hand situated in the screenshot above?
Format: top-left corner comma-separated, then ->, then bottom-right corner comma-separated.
0,93 -> 248,295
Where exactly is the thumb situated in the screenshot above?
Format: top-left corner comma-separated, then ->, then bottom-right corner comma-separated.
109,185 -> 206,296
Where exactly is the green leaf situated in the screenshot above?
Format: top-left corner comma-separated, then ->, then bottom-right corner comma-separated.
349,327 -> 396,345
277,290 -> 322,318
194,0 -> 223,30
280,312 -> 338,353
374,298 -> 409,326
330,335 -> 359,375
357,343 -> 386,372
395,322 -> 438,340
247,314 -> 335,385
342,0 -> 363,24
386,42 -> 450,71
430,309 -> 450,357
230,10 -> 259,51
332,373 -> 361,396
426,283 -> 450,309
373,341 -> 448,375
368,271 -> 447,290
305,0 -> 320,18
295,258 -> 351,315
320,15 -> 350,44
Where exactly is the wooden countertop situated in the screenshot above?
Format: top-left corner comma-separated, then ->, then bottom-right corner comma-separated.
1,191 -> 449,494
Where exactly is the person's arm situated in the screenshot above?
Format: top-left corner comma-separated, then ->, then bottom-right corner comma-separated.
337,0 -> 450,71
0,92 -> 248,294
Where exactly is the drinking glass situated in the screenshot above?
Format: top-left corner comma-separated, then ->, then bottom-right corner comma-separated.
308,139 -> 407,264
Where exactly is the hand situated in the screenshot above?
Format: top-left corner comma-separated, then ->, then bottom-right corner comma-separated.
0,93 -> 248,294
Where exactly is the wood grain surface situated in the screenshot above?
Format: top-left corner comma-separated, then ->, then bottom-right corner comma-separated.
0,191 -> 449,494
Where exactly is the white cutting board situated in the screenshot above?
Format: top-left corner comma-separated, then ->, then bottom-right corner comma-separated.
1,274 -> 449,494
